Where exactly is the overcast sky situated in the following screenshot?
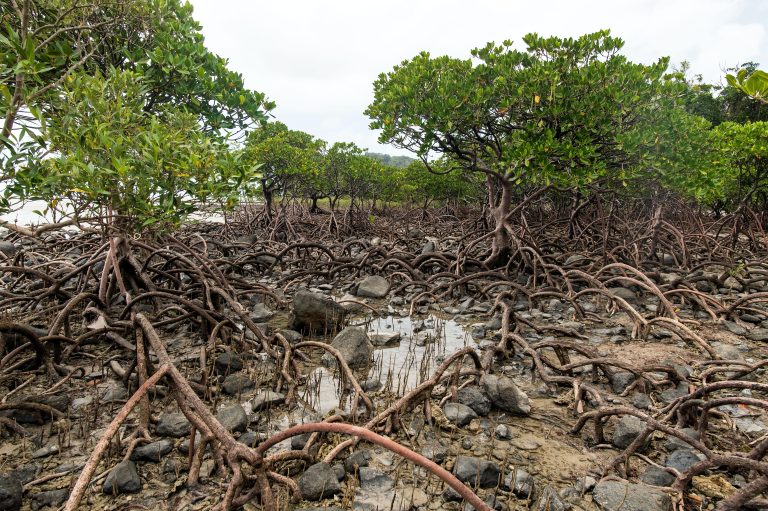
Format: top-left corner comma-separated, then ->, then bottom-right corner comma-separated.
189,0 -> 767,155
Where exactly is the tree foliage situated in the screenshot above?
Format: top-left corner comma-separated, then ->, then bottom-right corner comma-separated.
11,70 -> 253,231
122,0 -> 274,134
364,152 -> 414,168
0,0 -> 273,219
366,30 -> 675,189
0,0 -> 273,229
397,159 -> 482,206
241,122 -> 325,216
726,66 -> 768,106
712,121 -> 768,207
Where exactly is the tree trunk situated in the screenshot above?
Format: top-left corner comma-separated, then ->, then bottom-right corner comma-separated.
485,175 -> 513,268
262,182 -> 273,222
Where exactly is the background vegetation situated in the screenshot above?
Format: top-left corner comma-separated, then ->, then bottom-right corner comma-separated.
1,1 -> 766,236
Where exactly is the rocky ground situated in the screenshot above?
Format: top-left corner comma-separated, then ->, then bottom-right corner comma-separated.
0,226 -> 766,511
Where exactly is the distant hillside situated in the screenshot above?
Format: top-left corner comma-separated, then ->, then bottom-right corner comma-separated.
365,152 -> 415,168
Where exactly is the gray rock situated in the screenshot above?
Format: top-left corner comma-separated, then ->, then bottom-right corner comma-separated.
503,468 -> 534,498
459,297 -> 475,311
421,241 -> 436,254
290,433 -> 311,450
11,464 -> 40,485
71,396 -> 93,412
533,485 -> 566,511
723,321 -> 747,336
593,479 -> 672,511
354,485 -> 428,511
215,404 -> 248,432
359,467 -> 394,492
564,254 -> 587,266
714,343 -> 744,360
733,474 -> 747,488
593,326 -> 624,336
664,428 -> 699,451
613,415 -> 647,449
322,326 -> 373,369
250,390 -> 285,411
443,402 -> 478,426
575,475 -> 597,493
457,386 -> 492,416
659,382 -> 688,404
611,371 -> 636,394
250,303 -> 274,322
470,324 -> 486,339
481,374 -> 531,415
442,485 -> 462,502
222,373 -> 254,395
641,466 -> 675,486
0,241 -> 17,258
162,458 -> 180,479
413,331 -> 434,346
734,417 -> 768,434
291,290 -> 347,333
255,254 -> 277,267
632,393 -> 652,410
278,329 -> 302,343
361,379 -> 382,392
31,488 -> 69,511
101,383 -> 129,402
11,393 -> 69,424
747,328 -> 768,342
452,456 -> 500,488
250,322 -> 272,337
485,316 -> 502,331
665,449 -> 705,473
214,352 -> 243,375
338,292 -> 366,312
464,495 -> 506,511
130,439 -> 173,462
332,463 -> 346,482
236,234 -> 258,245
356,276 -> 390,298
369,331 -> 401,347
512,438 -> 541,451
31,445 -> 58,459
298,462 -> 341,500
661,253 -> 676,265
344,449 -> 371,473
156,412 -> 191,438
608,287 -> 637,302
237,430 -> 265,448
177,432 -> 202,455
495,424 -> 511,439
421,442 -> 448,464
0,474 -> 22,511
102,460 -> 141,495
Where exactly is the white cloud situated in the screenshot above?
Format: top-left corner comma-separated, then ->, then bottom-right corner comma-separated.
190,0 -> 768,154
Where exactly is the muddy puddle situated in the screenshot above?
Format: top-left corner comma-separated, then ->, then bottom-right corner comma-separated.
265,315 -> 478,448
302,315 -> 477,414
365,314 -> 477,395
